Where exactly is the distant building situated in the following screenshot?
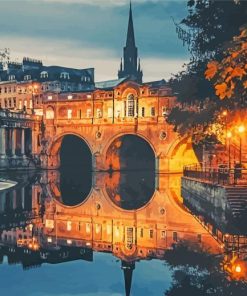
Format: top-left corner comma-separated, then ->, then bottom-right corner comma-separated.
0,57 -> 95,114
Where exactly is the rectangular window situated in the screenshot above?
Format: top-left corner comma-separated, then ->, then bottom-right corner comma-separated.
140,228 -> 144,238
106,225 -> 111,235
141,107 -> 145,117
162,106 -> 167,116
67,221 -> 72,231
108,107 -> 113,118
48,95 -> 53,100
68,109 -> 72,119
86,223 -> 91,234
97,109 -> 102,118
151,107 -> 155,117
161,231 -> 166,239
150,229 -> 154,239
173,232 -> 178,242
95,224 -> 101,234
87,109 -> 92,118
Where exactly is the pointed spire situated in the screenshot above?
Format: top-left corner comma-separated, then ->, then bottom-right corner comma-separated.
126,0 -> 135,47
122,261 -> 135,296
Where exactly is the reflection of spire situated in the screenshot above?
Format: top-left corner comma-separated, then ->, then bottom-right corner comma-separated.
121,261 -> 135,296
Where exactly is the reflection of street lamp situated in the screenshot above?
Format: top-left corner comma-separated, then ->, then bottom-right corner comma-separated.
222,110 -> 228,146
238,125 -> 245,166
227,131 -> 232,169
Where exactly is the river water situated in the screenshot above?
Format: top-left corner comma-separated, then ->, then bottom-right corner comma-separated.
0,168 -> 246,296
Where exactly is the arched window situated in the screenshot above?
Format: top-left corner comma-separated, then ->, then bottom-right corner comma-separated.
46,106 -> 54,119
60,72 -> 70,79
40,71 -> 48,79
127,94 -> 135,117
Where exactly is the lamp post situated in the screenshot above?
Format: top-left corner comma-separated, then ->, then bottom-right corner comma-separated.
227,131 -> 232,169
238,125 -> 245,166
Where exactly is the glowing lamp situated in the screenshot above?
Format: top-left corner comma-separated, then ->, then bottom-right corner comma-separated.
227,131 -> 232,138
238,125 -> 245,133
235,264 -> 242,273
222,110 -> 228,116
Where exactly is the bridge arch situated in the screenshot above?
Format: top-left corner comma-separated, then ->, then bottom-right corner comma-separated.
166,136 -> 199,172
103,133 -> 157,171
47,132 -> 93,169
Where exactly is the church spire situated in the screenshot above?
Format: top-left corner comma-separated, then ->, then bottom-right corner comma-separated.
118,1 -> 143,84
121,261 -> 135,296
126,1 -> 135,47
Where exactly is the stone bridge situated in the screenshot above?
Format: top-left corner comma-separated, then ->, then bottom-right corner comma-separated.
40,81 -> 198,173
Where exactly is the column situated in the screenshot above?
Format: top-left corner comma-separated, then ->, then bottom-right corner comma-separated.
21,187 -> 25,210
0,191 -> 6,213
11,128 -> 16,157
0,127 -> 7,167
0,127 -> 6,156
21,128 -> 25,156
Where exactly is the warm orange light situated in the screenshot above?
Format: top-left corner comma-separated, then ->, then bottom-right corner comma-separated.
222,110 -> 228,116
238,125 -> 245,133
227,131 -> 232,138
235,264 -> 242,273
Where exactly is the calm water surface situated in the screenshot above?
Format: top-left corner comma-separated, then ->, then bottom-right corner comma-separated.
0,169 -> 246,296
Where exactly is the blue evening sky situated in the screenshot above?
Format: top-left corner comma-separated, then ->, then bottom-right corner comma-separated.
0,0 -> 189,81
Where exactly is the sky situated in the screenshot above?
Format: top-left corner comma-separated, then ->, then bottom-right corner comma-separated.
0,0 -> 189,82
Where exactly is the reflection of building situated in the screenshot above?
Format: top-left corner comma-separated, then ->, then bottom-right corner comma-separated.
0,172 -> 222,295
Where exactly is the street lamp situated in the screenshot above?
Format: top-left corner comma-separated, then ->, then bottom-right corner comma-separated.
227,131 -> 232,169
238,125 -> 245,166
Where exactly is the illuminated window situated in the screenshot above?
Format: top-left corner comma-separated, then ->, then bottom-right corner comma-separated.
115,227 -> 120,237
67,95 -> 72,100
24,100 -> 27,107
87,109 -> 92,118
162,106 -> 167,116
151,107 -> 155,117
46,107 -> 54,119
116,110 -> 121,118
67,221 -> 72,231
95,224 -> 101,234
86,223 -> 91,234
161,231 -> 166,239
96,109 -> 102,118
19,100 -> 22,110
108,107 -> 113,118
67,109 -> 72,119
127,94 -> 135,117
48,95 -> 53,100
29,100 -> 33,109
67,239 -> 72,245
106,225 -> 111,235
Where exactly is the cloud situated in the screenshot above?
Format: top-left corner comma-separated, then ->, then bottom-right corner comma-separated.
1,35 -> 186,81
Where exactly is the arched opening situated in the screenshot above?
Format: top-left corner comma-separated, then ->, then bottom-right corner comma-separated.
106,134 -> 155,171
105,171 -> 155,210
58,135 -> 92,206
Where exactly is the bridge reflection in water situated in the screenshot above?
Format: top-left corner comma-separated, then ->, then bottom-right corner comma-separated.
0,170 -> 246,295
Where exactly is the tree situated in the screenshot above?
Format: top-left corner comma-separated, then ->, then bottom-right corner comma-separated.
205,25 -> 247,103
